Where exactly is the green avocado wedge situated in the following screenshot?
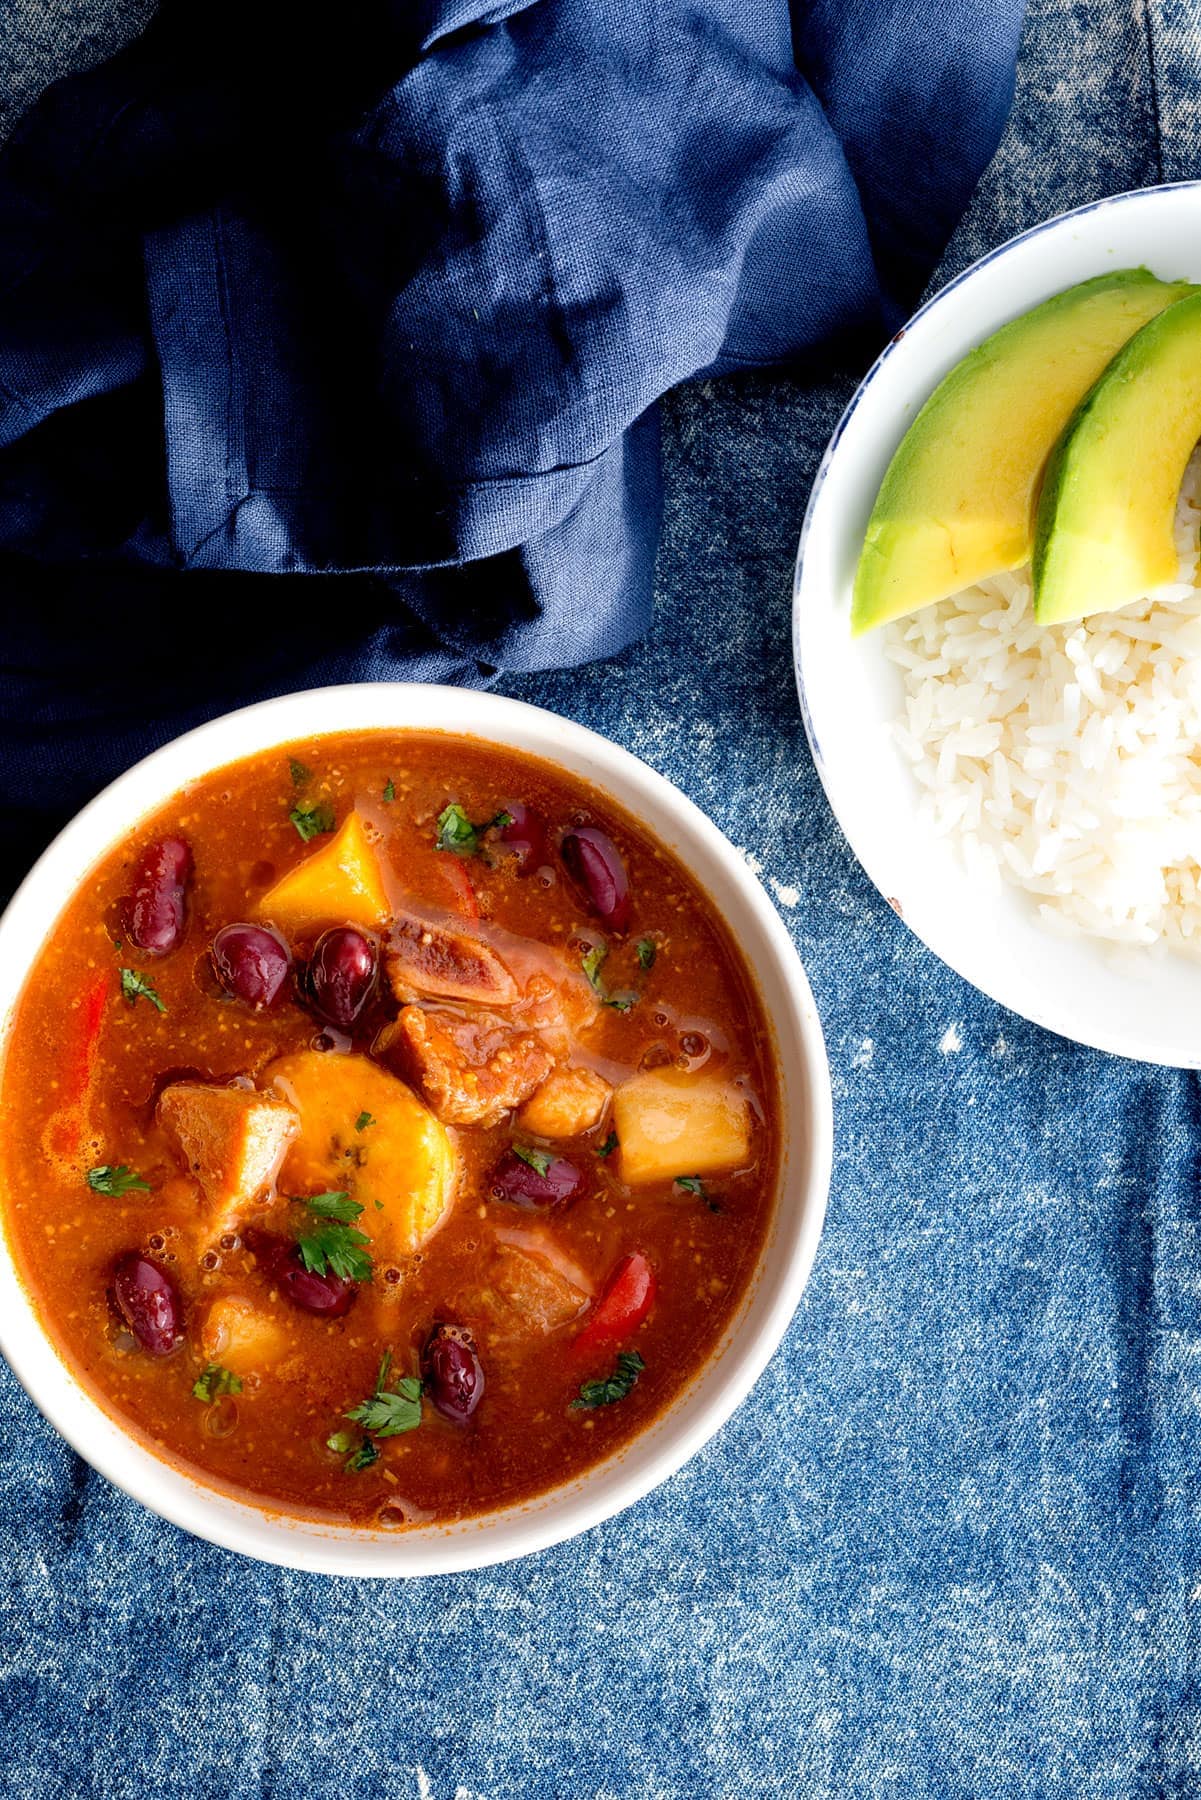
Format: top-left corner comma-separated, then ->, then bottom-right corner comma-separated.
851,268 -> 1196,636
1033,288 -> 1201,626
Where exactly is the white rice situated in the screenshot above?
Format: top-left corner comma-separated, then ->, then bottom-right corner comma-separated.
883,449 -> 1201,948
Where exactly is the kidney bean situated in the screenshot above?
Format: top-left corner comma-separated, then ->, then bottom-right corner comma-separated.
123,837 -> 193,956
560,827 -> 631,933
489,1148 -> 582,1208
211,923 -> 292,1009
307,927 -> 378,1030
499,803 -> 548,873
112,1253 -> 182,1355
247,1231 -> 358,1318
423,1323 -> 484,1422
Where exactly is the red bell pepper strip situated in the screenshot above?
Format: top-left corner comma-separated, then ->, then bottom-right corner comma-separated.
51,971 -> 109,1154
437,855 -> 480,923
572,1252 -> 657,1361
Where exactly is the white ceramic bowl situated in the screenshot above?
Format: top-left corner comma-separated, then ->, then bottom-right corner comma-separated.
795,181 -> 1201,1068
0,684 -> 831,1574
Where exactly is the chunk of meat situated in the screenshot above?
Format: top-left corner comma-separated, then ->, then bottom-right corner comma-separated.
387,915 -> 519,1006
466,1242 -> 590,1338
378,1006 -> 553,1128
518,1067 -> 612,1139
158,1082 -> 298,1234
199,1294 -> 291,1379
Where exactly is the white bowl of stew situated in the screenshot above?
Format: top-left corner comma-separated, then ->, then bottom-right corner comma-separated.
0,685 -> 830,1574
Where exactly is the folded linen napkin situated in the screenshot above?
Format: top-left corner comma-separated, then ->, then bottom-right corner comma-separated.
0,0 -> 1022,878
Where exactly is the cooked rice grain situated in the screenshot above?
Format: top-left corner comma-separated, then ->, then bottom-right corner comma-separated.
883,450 -> 1201,947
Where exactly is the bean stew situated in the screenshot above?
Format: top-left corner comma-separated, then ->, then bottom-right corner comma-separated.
0,732 -> 780,1526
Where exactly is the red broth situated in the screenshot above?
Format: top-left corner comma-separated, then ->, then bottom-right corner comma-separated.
0,732 -> 781,1525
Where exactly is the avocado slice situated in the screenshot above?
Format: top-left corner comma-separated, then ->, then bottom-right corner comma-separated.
851,269 -> 1195,635
1033,289 -> 1201,625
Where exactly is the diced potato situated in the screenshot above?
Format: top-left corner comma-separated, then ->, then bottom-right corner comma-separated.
518,1066 -> 611,1139
158,1082 -> 298,1234
466,1242 -> 589,1338
379,1006 -> 553,1127
200,1294 -> 290,1377
257,812 -> 389,933
265,1050 -> 456,1256
612,1068 -> 751,1185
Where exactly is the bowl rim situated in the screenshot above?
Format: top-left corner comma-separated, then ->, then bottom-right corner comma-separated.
0,682 -> 832,1575
792,180 -> 1201,1066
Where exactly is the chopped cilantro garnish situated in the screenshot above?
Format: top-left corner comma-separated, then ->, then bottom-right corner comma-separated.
354,1111 -> 375,1133
86,1164 -> 151,1197
193,1364 -> 243,1404
580,943 -> 637,1013
346,1377 -> 423,1439
572,1350 -> 645,1410
289,799 -> 335,842
119,968 -> 166,1013
512,1143 -> 553,1177
435,803 -> 512,856
636,937 -> 657,970
289,758 -> 311,787
336,1350 -> 423,1470
675,1175 -> 722,1213
382,778 -> 396,804
292,1191 -> 372,1282
595,1132 -> 618,1160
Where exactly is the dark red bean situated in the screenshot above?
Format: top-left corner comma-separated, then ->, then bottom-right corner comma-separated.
123,837 -> 193,956
112,1253 -> 182,1355
211,923 -> 292,1009
489,1148 -> 582,1209
499,802 -> 548,873
246,1231 -> 358,1318
423,1323 -> 484,1422
307,927 -> 378,1030
560,827 -> 631,933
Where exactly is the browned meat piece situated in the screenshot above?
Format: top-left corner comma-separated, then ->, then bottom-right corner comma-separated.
463,1242 -> 590,1337
377,1005 -> 553,1127
517,1066 -> 612,1138
157,1082 -> 298,1234
386,915 -> 519,1007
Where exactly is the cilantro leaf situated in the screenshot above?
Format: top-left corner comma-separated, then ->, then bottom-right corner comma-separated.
354,1111 -> 375,1133
86,1164 -> 151,1197
193,1364 -> 243,1404
595,1132 -> 618,1160
297,1190 -> 362,1223
580,943 -> 637,1013
119,968 -> 166,1013
581,942 -> 608,993
636,937 -> 657,970
675,1175 -> 723,1213
289,758 -> 311,787
346,1378 -> 423,1438
571,1350 -> 646,1410
435,803 -> 512,857
382,778 -> 396,804
512,1143 -> 553,1177
292,1192 -> 372,1281
338,1350 -> 423,1470
289,799 -> 335,842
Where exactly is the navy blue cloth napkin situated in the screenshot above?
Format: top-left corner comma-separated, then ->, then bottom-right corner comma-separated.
0,0 -> 1022,876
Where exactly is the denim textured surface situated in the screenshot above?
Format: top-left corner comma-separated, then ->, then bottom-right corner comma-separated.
4,3 -> 1201,1797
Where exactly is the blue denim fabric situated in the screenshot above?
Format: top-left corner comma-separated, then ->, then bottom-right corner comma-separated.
4,3 -> 1201,1798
